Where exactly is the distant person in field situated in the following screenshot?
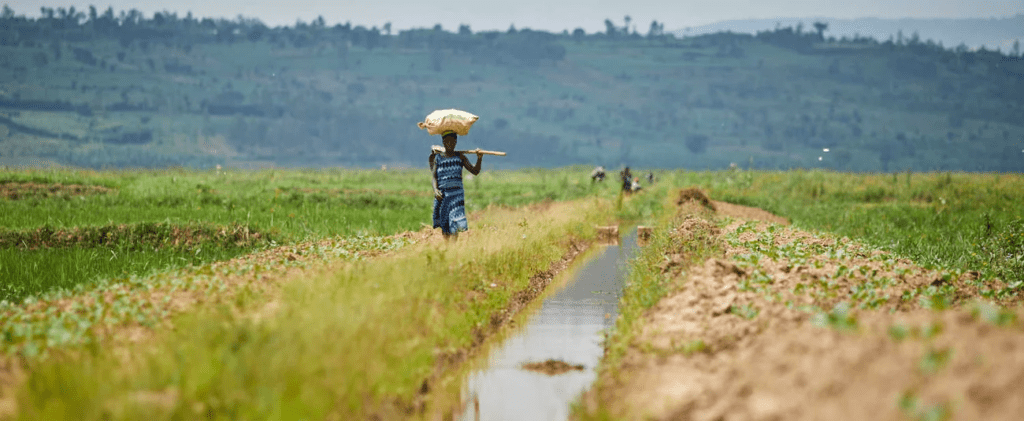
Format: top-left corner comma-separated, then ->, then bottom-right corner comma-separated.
430,130 -> 483,241
631,177 -> 643,192
590,166 -> 606,182
620,167 -> 633,193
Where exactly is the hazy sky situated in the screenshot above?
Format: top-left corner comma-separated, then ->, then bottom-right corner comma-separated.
5,0 -> 1023,32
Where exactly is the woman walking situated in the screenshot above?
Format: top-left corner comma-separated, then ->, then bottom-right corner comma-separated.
430,130 -> 483,240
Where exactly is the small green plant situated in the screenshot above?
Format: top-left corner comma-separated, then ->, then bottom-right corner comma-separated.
812,302 -> 858,332
888,324 -> 910,341
677,339 -> 708,354
899,391 -> 952,421
971,301 -> 1017,326
731,304 -> 759,320
918,347 -> 953,375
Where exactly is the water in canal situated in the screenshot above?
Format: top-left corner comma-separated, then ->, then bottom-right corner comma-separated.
458,228 -> 639,421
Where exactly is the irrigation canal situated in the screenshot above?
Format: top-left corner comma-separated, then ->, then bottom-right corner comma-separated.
458,228 -> 640,421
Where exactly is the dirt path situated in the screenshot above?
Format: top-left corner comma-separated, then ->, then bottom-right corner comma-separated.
582,195 -> 1023,420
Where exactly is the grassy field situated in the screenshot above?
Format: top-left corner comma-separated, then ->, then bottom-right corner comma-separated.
0,167 -> 609,303
689,170 -> 1024,287
2,167 -> 1022,419
11,196 -> 622,420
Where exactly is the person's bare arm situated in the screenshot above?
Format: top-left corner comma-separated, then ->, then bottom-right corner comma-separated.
462,151 -> 482,176
429,152 -> 441,198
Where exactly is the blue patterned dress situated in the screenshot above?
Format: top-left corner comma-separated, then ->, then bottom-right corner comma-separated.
432,154 -> 468,234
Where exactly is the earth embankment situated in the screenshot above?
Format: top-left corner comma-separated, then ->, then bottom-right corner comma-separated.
580,189 -> 1022,420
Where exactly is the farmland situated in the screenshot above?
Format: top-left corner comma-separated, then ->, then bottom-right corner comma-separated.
0,166 -> 602,302
0,167 -> 1022,419
580,171 -> 1024,420
1,10 -> 1023,172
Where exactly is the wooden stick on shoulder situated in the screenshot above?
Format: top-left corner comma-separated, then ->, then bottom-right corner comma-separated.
431,145 -> 507,156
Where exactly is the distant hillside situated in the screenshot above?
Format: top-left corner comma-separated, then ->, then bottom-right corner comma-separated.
0,9 -> 1022,172
675,15 -> 1024,52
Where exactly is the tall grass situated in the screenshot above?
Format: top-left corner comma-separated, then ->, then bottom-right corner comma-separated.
14,198 -> 610,420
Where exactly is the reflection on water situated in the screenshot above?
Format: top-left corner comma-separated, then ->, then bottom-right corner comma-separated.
459,229 -> 638,421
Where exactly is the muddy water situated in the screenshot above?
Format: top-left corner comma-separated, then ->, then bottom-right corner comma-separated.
459,229 -> 638,421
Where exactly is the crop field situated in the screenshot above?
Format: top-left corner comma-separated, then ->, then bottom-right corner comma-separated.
0,167 -> 1021,420
0,166 -> 605,303
580,171 -> 1024,420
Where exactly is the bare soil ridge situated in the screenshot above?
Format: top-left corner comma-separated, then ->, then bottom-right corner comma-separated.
582,190 -> 1022,420
0,181 -> 113,199
0,222 -> 268,250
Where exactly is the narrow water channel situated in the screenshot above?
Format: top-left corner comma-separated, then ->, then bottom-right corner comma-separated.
458,228 -> 639,421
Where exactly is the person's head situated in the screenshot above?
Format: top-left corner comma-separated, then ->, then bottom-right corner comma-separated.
442,130 -> 458,151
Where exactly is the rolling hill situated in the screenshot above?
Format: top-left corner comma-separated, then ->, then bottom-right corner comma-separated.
0,8 -> 1022,171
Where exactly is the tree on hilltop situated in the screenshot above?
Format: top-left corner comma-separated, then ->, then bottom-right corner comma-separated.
647,20 -> 665,38
813,21 -> 828,40
604,19 -> 616,37
572,28 -> 585,42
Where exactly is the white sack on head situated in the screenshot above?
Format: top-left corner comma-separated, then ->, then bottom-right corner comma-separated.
417,109 -> 479,136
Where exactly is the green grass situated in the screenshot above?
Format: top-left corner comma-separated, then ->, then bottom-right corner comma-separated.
685,170 -> 1024,288
5,167 -> 1022,419
13,198 -> 611,420
0,234 -> 414,360
0,243 -> 251,302
0,167 -> 616,303
651,170 -> 1024,302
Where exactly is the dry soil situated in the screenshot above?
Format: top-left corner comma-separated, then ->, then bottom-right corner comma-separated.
582,193 -> 1023,421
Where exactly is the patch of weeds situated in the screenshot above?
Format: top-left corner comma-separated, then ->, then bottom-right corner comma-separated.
792,282 -> 808,295
675,340 -> 708,356
970,301 -> 1017,327
888,323 -> 910,342
733,220 -> 758,235
899,390 -> 952,421
918,347 -> 953,375
994,280 -> 1023,302
731,252 -> 761,270
887,320 -> 945,342
730,304 -> 759,320
848,276 -> 896,310
736,269 -> 773,294
811,301 -> 858,332
921,321 -> 944,339
917,285 -> 955,310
